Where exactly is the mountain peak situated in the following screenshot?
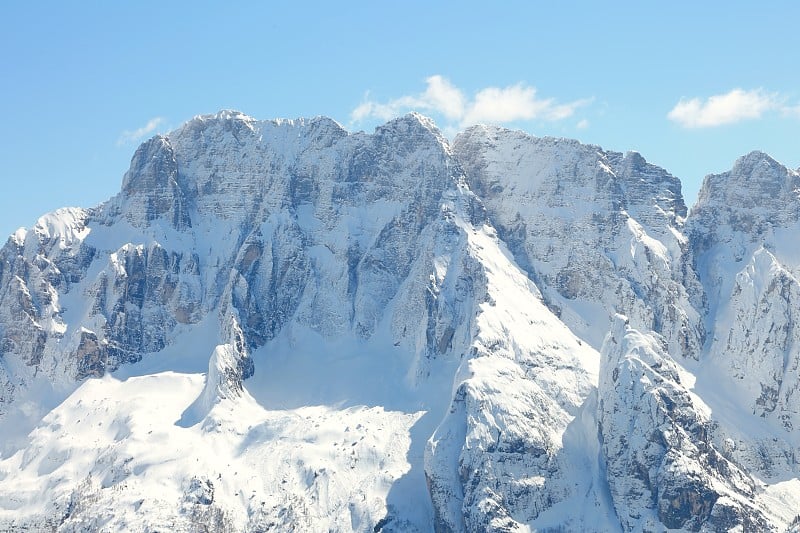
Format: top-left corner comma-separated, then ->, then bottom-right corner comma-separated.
372,112 -> 449,151
695,151 -> 798,215
731,150 -> 784,175
202,109 -> 256,123
622,150 -> 646,167
379,112 -> 441,134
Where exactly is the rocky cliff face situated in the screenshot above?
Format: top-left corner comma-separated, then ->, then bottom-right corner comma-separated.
0,112 -> 798,532
453,126 -> 703,357
689,153 -> 800,430
600,316 -> 773,531
684,152 -> 800,517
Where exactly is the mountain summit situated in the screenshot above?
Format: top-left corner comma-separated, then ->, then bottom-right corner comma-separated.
0,112 -> 798,532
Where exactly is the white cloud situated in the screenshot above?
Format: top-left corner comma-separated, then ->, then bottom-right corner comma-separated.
667,89 -> 779,128
421,75 -> 466,120
117,117 -> 165,145
576,119 -> 590,130
351,76 -> 590,129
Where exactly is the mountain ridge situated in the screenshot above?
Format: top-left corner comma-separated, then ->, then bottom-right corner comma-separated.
0,111 -> 798,532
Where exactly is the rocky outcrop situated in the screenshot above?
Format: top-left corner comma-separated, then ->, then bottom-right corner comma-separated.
0,208 -> 95,409
600,316 -> 771,532
119,136 -> 192,230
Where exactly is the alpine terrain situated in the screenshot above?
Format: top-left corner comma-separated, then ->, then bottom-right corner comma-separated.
0,111 -> 798,532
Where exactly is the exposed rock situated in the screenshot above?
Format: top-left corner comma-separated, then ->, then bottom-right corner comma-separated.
453,126 -> 704,358
599,316 -> 771,532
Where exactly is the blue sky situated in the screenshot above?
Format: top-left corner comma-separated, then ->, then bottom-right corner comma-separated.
1,1 -> 799,238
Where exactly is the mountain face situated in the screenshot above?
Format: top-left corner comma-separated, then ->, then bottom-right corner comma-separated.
0,111 -> 798,532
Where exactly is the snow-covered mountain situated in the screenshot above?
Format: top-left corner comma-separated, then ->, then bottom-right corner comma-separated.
0,111 -> 798,532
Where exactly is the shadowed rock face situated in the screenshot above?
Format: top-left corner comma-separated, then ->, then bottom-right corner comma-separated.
0,112 -> 798,532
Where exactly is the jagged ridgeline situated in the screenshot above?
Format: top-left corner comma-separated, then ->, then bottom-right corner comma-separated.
0,111 -> 798,532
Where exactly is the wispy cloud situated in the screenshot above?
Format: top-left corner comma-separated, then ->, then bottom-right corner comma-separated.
667,89 -> 779,128
117,117 -> 165,146
351,75 -> 591,129
782,104 -> 800,119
